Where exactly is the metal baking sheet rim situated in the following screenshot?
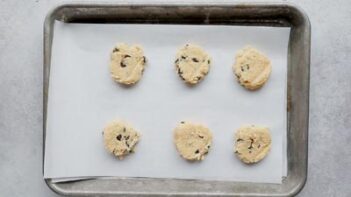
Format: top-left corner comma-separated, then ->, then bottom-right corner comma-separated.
43,2 -> 310,197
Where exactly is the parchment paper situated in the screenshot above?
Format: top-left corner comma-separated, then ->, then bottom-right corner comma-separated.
44,21 -> 289,183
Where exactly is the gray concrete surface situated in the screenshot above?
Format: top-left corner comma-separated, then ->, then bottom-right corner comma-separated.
0,0 -> 350,196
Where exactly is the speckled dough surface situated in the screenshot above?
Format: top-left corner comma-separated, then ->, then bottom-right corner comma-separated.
234,125 -> 271,164
233,46 -> 271,90
174,121 -> 212,161
103,120 -> 140,159
175,44 -> 211,84
109,43 -> 146,85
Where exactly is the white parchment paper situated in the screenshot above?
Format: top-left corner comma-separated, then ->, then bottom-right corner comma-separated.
44,21 -> 289,183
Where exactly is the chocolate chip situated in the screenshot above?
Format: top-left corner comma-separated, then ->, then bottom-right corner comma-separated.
241,67 -> 244,72
177,68 -> 182,75
198,135 -> 204,139
120,62 -> 127,68
257,144 -> 261,148
177,69 -> 186,80
207,145 -> 210,149
124,55 -> 131,58
143,56 -> 146,64
125,141 -> 130,147
236,138 -> 243,142
125,136 -> 130,140
180,121 -> 185,124
192,58 -> 199,62
248,138 -> 254,149
181,56 -> 186,59
112,48 -> 119,52
195,150 -> 199,154
196,76 -> 202,81
116,134 -> 122,141
175,59 -> 179,64
208,60 -> 210,64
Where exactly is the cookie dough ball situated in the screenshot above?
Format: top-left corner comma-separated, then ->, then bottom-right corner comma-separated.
234,125 -> 271,164
175,44 -> 211,85
174,121 -> 212,161
103,120 -> 140,159
233,46 -> 271,90
109,43 -> 146,85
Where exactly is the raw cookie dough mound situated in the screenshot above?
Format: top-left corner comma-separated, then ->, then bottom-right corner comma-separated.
234,125 -> 271,164
110,43 -> 146,85
233,46 -> 271,90
103,120 -> 140,159
174,121 -> 212,161
175,44 -> 211,85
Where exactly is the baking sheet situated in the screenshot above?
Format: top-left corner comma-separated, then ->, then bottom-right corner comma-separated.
44,21 -> 289,184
